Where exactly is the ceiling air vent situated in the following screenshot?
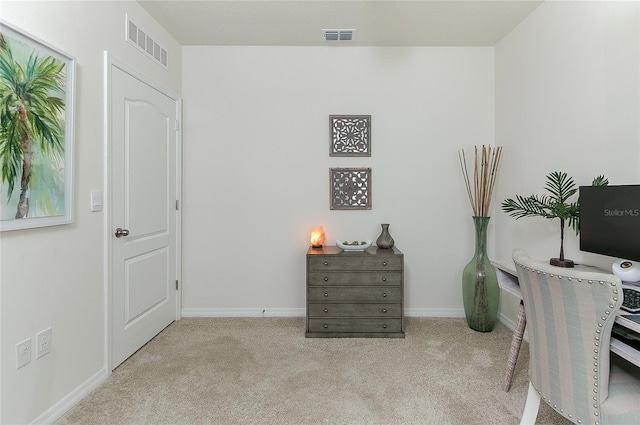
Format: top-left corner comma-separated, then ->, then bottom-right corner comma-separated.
322,29 -> 356,42
126,15 -> 169,70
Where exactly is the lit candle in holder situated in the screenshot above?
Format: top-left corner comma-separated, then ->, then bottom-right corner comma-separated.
310,226 -> 325,248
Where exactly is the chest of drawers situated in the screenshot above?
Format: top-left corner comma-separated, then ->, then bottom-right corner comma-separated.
305,245 -> 404,338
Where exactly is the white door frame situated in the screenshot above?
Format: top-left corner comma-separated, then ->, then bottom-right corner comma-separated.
103,52 -> 182,370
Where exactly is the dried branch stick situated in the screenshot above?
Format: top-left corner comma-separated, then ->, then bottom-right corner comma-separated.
458,150 -> 476,215
459,145 -> 502,217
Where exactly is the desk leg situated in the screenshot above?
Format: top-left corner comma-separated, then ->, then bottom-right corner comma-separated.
503,300 -> 526,392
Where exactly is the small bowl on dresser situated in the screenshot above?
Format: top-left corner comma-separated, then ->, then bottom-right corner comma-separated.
336,240 -> 372,251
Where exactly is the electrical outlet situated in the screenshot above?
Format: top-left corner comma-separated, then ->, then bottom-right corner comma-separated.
36,328 -> 52,359
16,338 -> 31,369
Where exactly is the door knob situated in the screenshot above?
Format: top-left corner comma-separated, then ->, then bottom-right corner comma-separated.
115,227 -> 130,238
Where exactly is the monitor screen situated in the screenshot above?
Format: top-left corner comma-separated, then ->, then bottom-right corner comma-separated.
579,185 -> 640,262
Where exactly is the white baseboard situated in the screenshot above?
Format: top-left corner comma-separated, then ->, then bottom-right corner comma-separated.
181,308 -> 306,317
404,308 -> 465,317
180,308 -> 524,331
180,308 -> 527,342
498,311 -> 516,331
498,311 -> 529,342
182,307 -> 466,318
31,367 -> 110,425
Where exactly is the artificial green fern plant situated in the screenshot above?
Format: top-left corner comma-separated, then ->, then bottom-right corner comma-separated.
501,171 -> 608,268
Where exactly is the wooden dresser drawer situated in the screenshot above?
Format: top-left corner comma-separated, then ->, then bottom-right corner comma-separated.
308,271 -> 401,286
306,246 -> 404,338
308,303 -> 402,318
308,256 -> 402,272
308,286 -> 401,302
308,318 -> 402,333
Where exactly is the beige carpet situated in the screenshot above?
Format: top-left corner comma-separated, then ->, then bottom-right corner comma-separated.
56,317 -> 571,425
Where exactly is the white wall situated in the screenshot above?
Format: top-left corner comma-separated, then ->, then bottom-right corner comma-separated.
181,46 -> 495,316
3,1 -> 637,423
0,2 -> 181,424
494,1 -> 640,320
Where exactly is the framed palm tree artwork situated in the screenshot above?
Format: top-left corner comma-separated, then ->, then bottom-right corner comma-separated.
0,21 -> 75,231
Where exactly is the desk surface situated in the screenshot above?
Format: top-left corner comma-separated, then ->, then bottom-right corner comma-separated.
491,259 -> 640,367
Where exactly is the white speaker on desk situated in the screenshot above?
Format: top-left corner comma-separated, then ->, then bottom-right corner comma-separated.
612,260 -> 640,283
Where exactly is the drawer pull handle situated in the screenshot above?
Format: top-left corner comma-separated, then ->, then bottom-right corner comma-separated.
323,277 -> 329,281
382,324 -> 387,329
382,277 -> 387,282
382,262 -> 387,266
324,308 -> 329,313
324,292 -> 329,297
324,324 -> 329,329
382,293 -> 387,297
323,261 -> 329,266
381,309 -> 387,313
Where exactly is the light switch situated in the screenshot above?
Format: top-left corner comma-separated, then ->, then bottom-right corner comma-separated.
90,190 -> 103,212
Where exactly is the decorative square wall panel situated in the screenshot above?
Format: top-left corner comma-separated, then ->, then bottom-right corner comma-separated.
330,167 -> 372,210
329,115 -> 371,157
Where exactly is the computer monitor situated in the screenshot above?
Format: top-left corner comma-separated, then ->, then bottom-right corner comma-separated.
579,185 -> 640,262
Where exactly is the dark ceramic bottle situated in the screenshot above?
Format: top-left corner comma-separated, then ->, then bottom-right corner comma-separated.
376,223 -> 395,249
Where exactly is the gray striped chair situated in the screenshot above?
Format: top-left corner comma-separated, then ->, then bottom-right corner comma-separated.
513,249 -> 640,425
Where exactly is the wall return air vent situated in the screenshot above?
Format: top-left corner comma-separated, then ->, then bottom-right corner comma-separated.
127,16 -> 168,70
322,29 -> 357,42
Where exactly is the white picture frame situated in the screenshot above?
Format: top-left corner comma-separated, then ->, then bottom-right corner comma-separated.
0,20 -> 75,231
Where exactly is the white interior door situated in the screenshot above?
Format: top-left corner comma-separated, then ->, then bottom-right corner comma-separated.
109,63 -> 179,369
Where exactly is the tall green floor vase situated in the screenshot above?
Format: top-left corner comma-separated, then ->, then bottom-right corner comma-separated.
462,216 -> 500,332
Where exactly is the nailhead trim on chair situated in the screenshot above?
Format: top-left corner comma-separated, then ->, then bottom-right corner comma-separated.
594,283 -> 617,424
515,262 -> 620,425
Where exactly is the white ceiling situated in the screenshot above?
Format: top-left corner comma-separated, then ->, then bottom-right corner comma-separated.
137,0 -> 544,47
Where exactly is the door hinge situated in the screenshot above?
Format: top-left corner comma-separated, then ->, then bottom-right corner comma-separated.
175,280 -> 179,290
176,200 -> 179,210
174,119 -> 180,131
